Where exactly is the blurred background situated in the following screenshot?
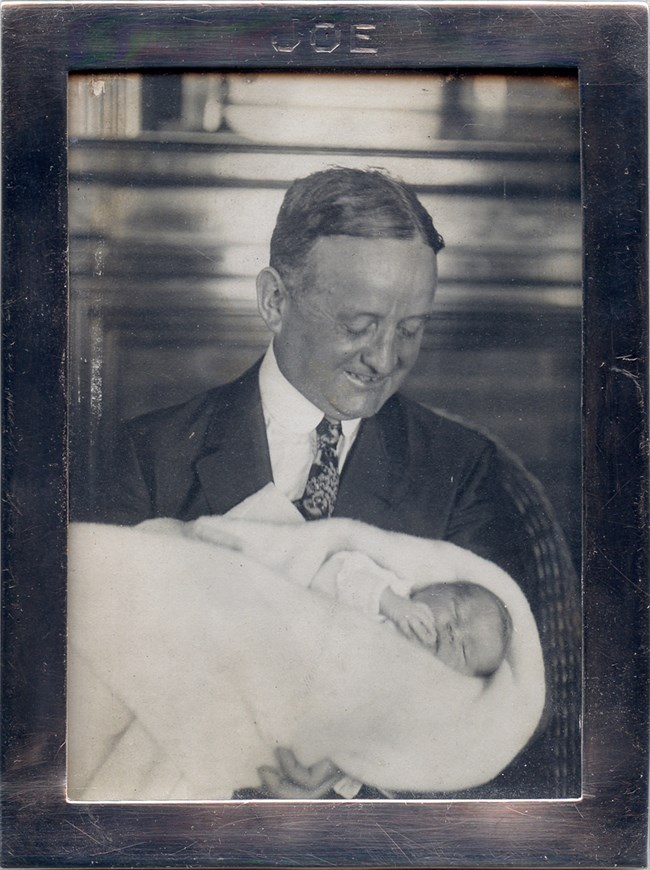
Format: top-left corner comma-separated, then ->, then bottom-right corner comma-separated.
68,71 -> 581,566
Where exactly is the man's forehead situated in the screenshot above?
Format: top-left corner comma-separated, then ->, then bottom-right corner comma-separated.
305,233 -> 437,262
299,235 -> 437,302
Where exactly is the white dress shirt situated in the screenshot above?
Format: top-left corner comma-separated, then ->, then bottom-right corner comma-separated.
258,343 -> 361,501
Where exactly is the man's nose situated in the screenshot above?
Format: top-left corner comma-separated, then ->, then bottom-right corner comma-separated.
360,331 -> 398,374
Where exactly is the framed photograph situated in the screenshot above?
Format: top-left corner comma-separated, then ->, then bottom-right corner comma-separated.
2,2 -> 647,867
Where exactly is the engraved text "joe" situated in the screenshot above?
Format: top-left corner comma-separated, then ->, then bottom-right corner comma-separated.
272,22 -> 378,55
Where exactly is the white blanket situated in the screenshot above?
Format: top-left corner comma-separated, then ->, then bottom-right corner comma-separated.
67,521 -> 545,801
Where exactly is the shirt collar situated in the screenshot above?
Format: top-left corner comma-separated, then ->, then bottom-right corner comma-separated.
259,343 -> 361,438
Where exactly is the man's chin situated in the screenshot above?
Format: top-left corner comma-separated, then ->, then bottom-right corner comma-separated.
326,390 -> 391,421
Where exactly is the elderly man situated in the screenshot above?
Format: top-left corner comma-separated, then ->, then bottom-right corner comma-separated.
102,167 -> 536,797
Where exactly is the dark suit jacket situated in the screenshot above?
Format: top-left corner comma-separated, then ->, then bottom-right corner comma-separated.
99,361 -> 528,584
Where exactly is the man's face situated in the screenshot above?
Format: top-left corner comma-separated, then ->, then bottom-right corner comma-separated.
269,235 -> 437,420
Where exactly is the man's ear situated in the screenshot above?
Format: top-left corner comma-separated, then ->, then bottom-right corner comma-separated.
256,267 -> 290,334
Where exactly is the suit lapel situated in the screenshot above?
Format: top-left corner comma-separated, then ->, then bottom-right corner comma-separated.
195,364 -> 273,515
335,396 -> 413,526
193,365 -> 413,522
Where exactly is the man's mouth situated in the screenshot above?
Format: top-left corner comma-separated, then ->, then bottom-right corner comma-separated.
345,371 -> 388,388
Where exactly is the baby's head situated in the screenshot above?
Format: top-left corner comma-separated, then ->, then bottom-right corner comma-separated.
411,581 -> 511,677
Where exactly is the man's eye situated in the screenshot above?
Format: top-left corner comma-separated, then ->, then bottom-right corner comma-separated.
397,321 -> 425,339
342,322 -> 373,337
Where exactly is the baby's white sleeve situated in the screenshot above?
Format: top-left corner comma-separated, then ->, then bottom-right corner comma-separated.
311,551 -> 411,615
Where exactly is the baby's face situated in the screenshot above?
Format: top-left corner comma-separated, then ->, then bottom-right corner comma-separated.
411,583 -> 507,677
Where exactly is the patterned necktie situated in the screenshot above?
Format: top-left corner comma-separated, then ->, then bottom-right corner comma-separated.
294,417 -> 342,520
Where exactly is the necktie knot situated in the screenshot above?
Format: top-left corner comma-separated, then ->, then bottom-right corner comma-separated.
316,417 -> 342,447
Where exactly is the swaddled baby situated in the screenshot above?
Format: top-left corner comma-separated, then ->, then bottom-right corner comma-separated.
190,529 -> 513,798
314,550 -> 511,678
208,482 -> 513,679
141,515 -> 511,680
238,543 -> 512,798
133,491 -> 537,799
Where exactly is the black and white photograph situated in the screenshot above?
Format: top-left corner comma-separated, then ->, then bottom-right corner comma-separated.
2,3 -> 648,866
66,70 -> 582,803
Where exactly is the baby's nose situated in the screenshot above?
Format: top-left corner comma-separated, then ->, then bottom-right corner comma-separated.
447,619 -> 463,644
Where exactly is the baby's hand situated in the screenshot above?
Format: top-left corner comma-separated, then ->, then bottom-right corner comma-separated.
379,587 -> 436,646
